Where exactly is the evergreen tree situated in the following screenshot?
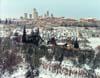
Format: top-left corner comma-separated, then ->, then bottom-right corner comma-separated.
32,29 -> 43,46
22,26 -> 26,43
0,18 -> 1,23
40,45 -> 48,57
54,47 -> 64,63
36,28 -> 39,35
74,40 -> 79,48
5,18 -> 8,24
45,51 -> 53,61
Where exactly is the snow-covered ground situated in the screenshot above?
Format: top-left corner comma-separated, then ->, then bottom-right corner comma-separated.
1,64 -> 28,78
88,38 -> 100,49
0,25 -> 100,78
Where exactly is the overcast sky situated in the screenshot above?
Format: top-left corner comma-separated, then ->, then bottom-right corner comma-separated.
0,0 -> 100,19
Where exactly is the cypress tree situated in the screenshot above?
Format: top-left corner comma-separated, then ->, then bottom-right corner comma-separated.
22,26 -> 26,43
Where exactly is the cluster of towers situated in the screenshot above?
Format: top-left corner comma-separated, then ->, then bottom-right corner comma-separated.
20,8 -> 54,20
20,8 -> 38,20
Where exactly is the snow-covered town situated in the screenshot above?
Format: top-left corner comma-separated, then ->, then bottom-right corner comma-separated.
0,1 -> 100,77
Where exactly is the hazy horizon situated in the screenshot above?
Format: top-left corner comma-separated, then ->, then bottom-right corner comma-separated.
0,0 -> 100,19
